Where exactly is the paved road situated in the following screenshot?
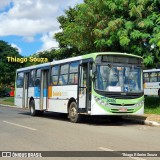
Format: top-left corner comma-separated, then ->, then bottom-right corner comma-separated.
0,105 -> 160,160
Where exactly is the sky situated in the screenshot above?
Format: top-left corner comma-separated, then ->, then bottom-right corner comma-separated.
0,0 -> 83,56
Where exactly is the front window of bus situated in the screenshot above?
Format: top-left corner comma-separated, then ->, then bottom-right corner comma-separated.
95,65 -> 143,93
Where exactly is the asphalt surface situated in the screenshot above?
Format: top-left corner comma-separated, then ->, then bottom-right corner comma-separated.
0,105 -> 160,160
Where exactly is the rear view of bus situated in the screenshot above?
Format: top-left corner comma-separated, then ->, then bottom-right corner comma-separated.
143,69 -> 160,96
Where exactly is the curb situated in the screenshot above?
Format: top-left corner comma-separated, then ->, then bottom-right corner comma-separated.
0,104 -> 17,108
123,116 -> 160,126
144,120 -> 160,126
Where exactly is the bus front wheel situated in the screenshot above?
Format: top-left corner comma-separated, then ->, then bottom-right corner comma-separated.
68,102 -> 81,123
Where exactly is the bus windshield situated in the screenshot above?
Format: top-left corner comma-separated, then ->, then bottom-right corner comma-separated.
95,64 -> 143,93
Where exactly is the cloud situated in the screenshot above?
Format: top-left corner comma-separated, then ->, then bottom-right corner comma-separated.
11,43 -> 22,54
39,31 -> 60,52
23,36 -> 35,42
0,0 -> 83,55
0,0 -> 83,37
0,0 -> 12,10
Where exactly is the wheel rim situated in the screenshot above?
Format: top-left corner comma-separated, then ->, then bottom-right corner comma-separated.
70,106 -> 77,119
30,104 -> 34,114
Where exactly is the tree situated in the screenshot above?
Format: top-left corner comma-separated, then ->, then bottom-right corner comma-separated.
0,40 -> 24,86
55,0 -> 160,67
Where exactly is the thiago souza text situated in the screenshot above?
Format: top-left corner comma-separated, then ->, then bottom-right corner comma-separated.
7,56 -> 48,63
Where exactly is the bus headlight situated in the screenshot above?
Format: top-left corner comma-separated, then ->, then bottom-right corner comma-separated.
135,101 -> 144,107
94,96 -> 110,106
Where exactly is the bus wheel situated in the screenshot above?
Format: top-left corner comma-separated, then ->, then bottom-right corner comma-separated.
68,102 -> 81,123
158,90 -> 160,97
29,100 -> 38,116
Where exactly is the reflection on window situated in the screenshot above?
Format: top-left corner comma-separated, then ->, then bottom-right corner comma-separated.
150,72 -> 157,82
52,65 -> 59,75
69,73 -> 78,84
51,65 -> 59,85
144,73 -> 149,82
158,72 -> 160,81
36,69 -> 41,77
58,64 -> 69,85
59,74 -> 68,85
69,61 -> 79,85
70,62 -> 79,73
95,65 -> 143,93
35,69 -> 41,87
29,70 -> 35,87
52,76 -> 58,85
60,64 -> 69,74
16,72 -> 24,88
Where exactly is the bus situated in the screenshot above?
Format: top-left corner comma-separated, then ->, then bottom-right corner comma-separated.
143,68 -> 160,96
15,52 -> 144,123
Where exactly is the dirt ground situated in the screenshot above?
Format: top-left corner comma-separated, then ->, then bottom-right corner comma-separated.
144,114 -> 160,123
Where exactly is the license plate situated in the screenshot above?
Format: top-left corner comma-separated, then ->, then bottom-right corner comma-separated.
119,108 -> 127,112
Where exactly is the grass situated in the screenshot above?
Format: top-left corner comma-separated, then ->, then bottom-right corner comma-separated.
144,96 -> 160,114
0,97 -> 15,106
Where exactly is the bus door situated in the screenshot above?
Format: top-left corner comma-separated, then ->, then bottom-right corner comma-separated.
40,69 -> 49,110
78,59 -> 92,113
22,72 -> 29,108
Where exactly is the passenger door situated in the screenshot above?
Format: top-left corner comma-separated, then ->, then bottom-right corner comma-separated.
40,69 -> 49,110
77,59 -> 92,113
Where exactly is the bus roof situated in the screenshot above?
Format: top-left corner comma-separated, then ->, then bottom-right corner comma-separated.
50,56 -> 82,65
82,52 -> 142,60
16,62 -> 51,72
51,52 -> 142,65
16,52 -> 142,72
143,68 -> 160,72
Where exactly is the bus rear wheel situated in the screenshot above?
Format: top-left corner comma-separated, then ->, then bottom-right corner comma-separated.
68,102 -> 81,123
29,100 -> 38,116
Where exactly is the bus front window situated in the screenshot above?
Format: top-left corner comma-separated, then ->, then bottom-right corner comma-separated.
95,65 -> 143,93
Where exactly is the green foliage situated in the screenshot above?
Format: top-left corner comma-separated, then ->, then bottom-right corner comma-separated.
0,40 -> 24,86
55,0 -> 160,67
145,97 -> 160,114
0,97 -> 14,106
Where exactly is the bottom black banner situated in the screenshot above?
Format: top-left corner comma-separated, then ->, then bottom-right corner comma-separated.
1,151 -> 159,158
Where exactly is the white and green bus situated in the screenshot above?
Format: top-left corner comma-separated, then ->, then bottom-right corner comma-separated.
143,68 -> 160,96
15,52 -> 144,122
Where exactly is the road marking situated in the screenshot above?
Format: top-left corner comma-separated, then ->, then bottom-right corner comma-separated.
99,147 -> 114,151
3,121 -> 37,131
99,147 -> 146,160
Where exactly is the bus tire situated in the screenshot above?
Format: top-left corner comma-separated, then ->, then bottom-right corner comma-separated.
158,90 -> 160,97
29,100 -> 38,116
68,102 -> 81,123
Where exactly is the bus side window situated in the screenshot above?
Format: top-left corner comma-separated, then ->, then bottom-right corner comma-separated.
16,72 -> 24,88
144,73 -> 149,82
51,65 -> 59,85
29,70 -> 35,87
158,72 -> 160,81
150,72 -> 157,82
58,64 -> 69,85
35,69 -> 41,87
69,61 -> 79,84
